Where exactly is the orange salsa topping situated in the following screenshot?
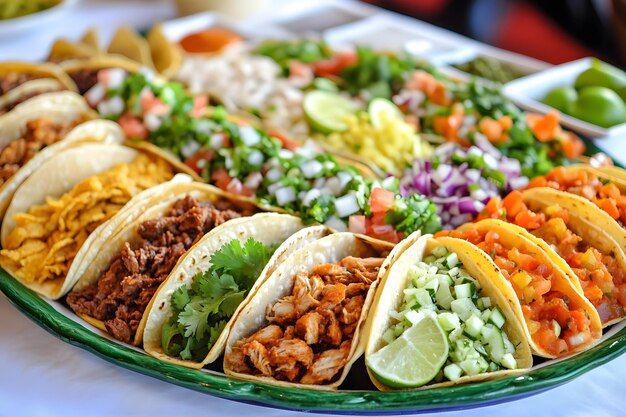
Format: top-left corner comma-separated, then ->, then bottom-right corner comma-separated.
478,191 -> 626,324
437,226 -> 594,356
526,167 -> 626,226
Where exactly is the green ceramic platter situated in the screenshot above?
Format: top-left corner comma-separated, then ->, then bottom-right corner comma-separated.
0,139 -> 624,414
2,240 -> 626,413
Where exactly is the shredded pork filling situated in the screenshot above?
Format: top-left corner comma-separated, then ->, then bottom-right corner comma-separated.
66,195 -> 252,344
0,117 -> 86,185
225,256 -> 383,385
0,73 -> 40,95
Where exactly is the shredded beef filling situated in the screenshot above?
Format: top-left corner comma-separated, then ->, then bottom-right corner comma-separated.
0,73 -> 40,95
0,116 -> 86,186
0,88 -> 64,116
66,195 -> 253,343
68,68 -> 101,95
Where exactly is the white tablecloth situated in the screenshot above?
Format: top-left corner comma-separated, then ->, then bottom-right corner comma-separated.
1,1 -> 625,416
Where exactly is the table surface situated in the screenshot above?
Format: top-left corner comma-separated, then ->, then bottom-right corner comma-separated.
1,1 -> 625,417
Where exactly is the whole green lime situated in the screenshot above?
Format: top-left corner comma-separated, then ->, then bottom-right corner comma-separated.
543,86 -> 577,113
574,63 -> 626,92
571,86 -> 626,127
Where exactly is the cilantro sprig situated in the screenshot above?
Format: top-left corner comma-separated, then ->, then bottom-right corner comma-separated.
161,238 -> 278,362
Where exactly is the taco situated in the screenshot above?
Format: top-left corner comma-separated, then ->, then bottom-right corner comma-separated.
66,181 -> 263,345
525,165 -> 626,246
0,93 -> 107,219
141,218 -> 328,365
108,27 -> 155,70
147,24 -> 182,79
47,38 -> 98,64
439,219 -> 602,358
597,165 -> 626,183
365,235 -> 532,390
0,61 -> 77,96
61,56 -> 141,95
0,142 -> 175,299
478,189 -> 626,327
223,232 -> 395,390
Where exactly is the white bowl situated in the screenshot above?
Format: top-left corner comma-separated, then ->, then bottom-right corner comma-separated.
0,0 -> 78,38
503,57 -> 626,138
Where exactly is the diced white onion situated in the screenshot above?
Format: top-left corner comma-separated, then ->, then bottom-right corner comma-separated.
266,168 -> 283,183
209,133 -> 224,149
247,149 -> 264,166
239,126 -> 261,146
196,119 -> 213,135
301,160 -> 323,178
337,171 -> 353,188
276,186 -> 296,205
324,216 -> 348,232
510,176 -> 530,190
334,193 -> 360,218
279,149 -> 294,159
84,84 -> 105,107
107,68 -> 126,89
244,172 -> 263,190
324,177 -> 342,196
302,189 -> 321,207
144,113 -> 162,132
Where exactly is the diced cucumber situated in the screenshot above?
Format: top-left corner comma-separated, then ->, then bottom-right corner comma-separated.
404,309 -> 424,325
459,357 -> 488,376
477,297 -> 491,310
451,298 -> 480,321
463,314 -> 484,339
424,277 -> 440,296
436,282 -> 454,310
431,245 -> 448,258
454,283 -> 472,299
444,363 -> 463,381
414,288 -> 435,309
448,266 -> 459,277
481,324 -> 506,363
448,327 -> 463,342
488,362 -> 500,372
501,353 -> 517,370
488,306 -> 506,329
473,341 -> 487,357
438,312 -> 461,332
382,328 -> 396,345
446,252 -> 459,268
481,309 -> 492,322
504,335 -> 516,354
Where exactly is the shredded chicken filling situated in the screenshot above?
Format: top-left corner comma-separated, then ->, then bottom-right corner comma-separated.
225,256 -> 383,385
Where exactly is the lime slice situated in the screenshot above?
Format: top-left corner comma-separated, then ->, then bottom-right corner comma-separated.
366,314 -> 449,388
368,97 -> 404,129
303,90 -> 356,133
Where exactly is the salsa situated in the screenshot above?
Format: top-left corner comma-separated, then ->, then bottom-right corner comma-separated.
438,226 -> 594,357
527,167 -> 626,226
479,191 -> 626,324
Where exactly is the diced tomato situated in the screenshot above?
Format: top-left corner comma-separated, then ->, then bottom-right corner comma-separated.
561,132 -> 585,158
268,129 -> 300,151
190,95 -> 208,118
184,149 -> 214,175
211,167 -> 233,191
478,116 -> 504,143
140,90 -> 170,115
540,298 -> 570,327
348,215 -> 367,234
502,191 -> 525,218
336,50 -> 358,69
118,113 -> 147,140
508,247 -> 539,271
370,224 -> 401,243
514,210 -> 546,230
598,198 -> 620,219
369,188 -> 395,214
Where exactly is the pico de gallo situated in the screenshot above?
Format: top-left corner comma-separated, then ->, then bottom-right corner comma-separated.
478,191 -> 626,325
526,167 -> 626,227
83,70 -> 441,243
437,225 -> 597,357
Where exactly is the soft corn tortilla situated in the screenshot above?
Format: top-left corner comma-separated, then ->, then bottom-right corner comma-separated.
0,78 -> 66,113
458,219 -> 602,358
70,180 -> 262,346
525,187 -> 626,253
0,144 -> 139,298
108,27 -> 155,69
143,217 -> 328,361
223,232 -> 395,390
519,188 -> 626,326
365,235 -> 533,391
0,61 -> 78,93
0,118 -> 122,221
147,24 -> 182,79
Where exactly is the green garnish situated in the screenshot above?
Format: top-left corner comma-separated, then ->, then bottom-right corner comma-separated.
161,238 -> 278,362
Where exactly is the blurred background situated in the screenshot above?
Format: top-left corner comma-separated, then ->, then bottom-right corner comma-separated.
366,0 -> 626,68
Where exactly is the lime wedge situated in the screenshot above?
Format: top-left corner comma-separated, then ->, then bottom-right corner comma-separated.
366,314 -> 449,388
303,90 -> 356,133
368,97 -> 404,129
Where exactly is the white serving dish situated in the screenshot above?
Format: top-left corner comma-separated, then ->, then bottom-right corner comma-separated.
503,57 -> 626,138
272,1 -> 373,34
324,15 -> 460,58
0,0 -> 78,38
431,47 -> 549,83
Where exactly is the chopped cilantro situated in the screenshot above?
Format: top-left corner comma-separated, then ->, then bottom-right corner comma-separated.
161,237 -> 278,362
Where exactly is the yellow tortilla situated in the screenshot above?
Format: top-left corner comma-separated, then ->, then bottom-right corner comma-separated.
365,235 -> 532,391
458,219 -> 602,358
0,61 -> 78,92
108,27 -> 155,69
147,24 -> 182,78
223,232 -> 394,390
